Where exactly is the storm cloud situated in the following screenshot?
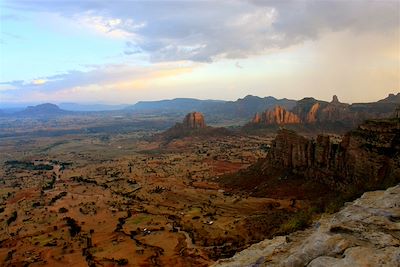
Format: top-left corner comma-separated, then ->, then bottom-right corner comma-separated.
5,0 -> 399,62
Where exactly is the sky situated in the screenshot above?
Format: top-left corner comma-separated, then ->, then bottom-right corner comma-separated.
0,0 -> 399,105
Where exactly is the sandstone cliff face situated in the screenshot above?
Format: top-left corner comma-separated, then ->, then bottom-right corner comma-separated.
252,106 -> 300,125
248,95 -> 394,129
213,185 -> 400,267
183,112 -> 206,129
252,112 -> 262,123
305,103 -> 320,123
263,118 -> 400,192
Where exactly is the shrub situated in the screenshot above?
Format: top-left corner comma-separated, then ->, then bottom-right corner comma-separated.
279,210 -> 312,234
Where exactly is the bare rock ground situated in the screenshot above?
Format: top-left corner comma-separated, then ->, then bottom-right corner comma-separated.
213,185 -> 400,267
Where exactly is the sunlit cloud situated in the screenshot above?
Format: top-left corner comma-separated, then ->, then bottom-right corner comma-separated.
74,12 -> 146,39
0,62 -> 196,103
31,79 -> 47,85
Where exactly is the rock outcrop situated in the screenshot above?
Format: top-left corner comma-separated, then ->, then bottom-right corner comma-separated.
248,94 -> 399,131
159,112 -> 230,141
251,106 -> 300,125
223,117 -> 400,199
213,184 -> 400,267
261,118 -> 400,192
183,112 -> 206,129
249,96 -> 350,127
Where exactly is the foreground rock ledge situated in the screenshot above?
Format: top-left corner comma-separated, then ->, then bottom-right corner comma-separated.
213,185 -> 400,267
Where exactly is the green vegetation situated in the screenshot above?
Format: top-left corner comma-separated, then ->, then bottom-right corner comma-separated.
65,217 -> 81,237
58,207 -> 68,213
7,211 -> 17,225
278,210 -> 313,235
5,160 -> 53,171
42,175 -> 57,190
49,191 -> 67,205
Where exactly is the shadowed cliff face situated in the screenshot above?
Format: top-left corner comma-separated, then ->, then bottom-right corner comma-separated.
265,119 -> 400,193
264,119 -> 400,192
222,118 -> 400,197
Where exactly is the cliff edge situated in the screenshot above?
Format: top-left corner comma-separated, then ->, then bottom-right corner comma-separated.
213,184 -> 400,267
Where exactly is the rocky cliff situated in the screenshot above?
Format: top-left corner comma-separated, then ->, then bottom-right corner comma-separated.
264,118 -> 399,192
183,112 -> 206,129
251,106 -> 300,124
222,117 -> 400,199
213,184 -> 400,267
248,94 -> 399,131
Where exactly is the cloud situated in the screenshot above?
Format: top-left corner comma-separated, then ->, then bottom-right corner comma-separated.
0,63 -> 195,102
31,79 -> 47,85
73,12 -> 146,39
0,84 -> 17,91
4,0 -> 398,62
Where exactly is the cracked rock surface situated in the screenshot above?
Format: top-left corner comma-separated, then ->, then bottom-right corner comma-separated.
213,185 -> 400,267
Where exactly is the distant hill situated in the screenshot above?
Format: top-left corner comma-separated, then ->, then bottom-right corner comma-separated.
127,98 -> 225,113
378,93 -> 400,103
17,103 -> 69,117
126,95 -> 297,121
208,95 -> 296,119
58,103 -> 129,111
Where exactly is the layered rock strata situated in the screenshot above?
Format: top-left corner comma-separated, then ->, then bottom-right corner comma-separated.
259,118 -> 400,192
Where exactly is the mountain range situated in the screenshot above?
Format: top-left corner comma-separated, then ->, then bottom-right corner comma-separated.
246,93 -> 400,132
1,93 -> 398,126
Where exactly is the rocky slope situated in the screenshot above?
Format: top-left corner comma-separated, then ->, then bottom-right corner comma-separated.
213,184 -> 400,267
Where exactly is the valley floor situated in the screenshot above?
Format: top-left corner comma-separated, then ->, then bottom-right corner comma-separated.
0,131 -> 307,266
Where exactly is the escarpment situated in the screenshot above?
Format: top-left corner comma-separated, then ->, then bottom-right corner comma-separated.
248,94 -> 399,131
222,117 -> 400,196
266,118 -> 399,191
